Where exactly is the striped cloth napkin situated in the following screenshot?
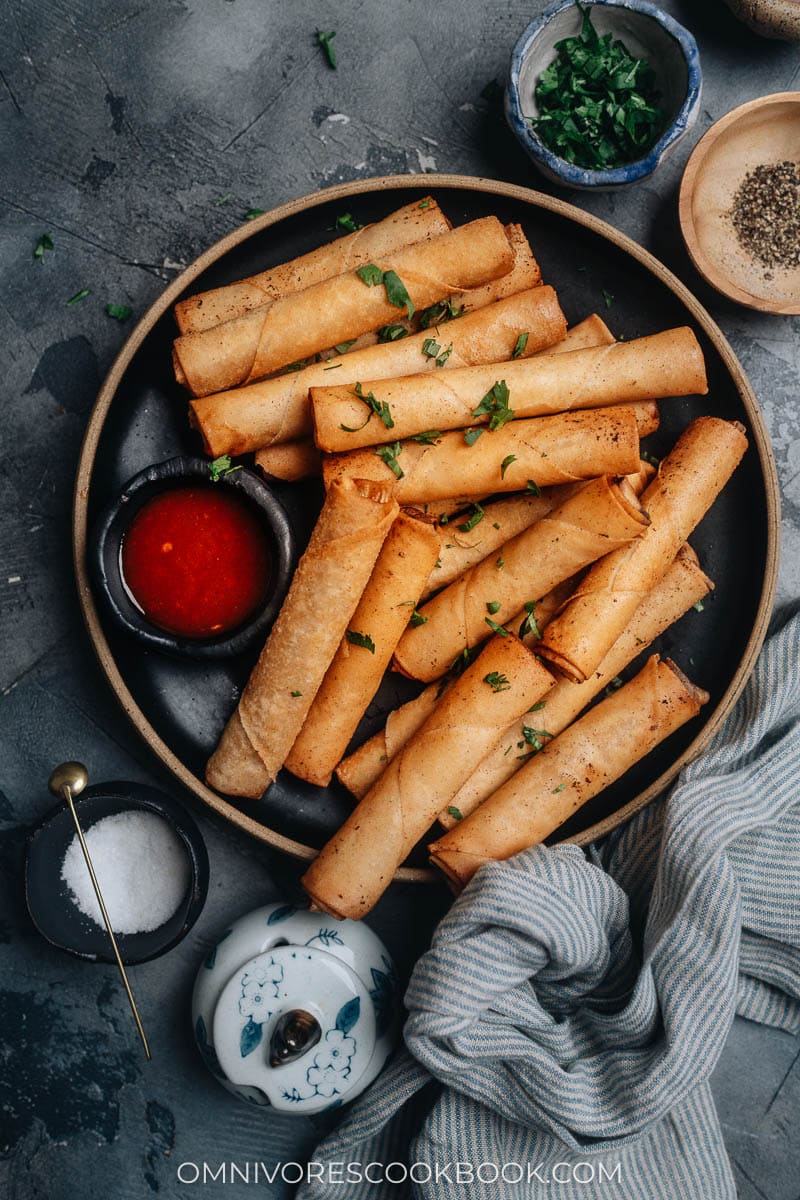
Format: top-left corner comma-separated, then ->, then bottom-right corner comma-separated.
298,606 -> 800,1199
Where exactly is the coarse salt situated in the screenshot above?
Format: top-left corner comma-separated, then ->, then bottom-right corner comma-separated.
60,810 -> 191,934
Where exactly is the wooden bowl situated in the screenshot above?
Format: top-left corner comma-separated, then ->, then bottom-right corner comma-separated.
679,93 -> 800,314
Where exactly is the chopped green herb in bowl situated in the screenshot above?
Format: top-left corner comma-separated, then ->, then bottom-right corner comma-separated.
506,0 -> 701,189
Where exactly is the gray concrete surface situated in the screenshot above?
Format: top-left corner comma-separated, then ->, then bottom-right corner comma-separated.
0,1 -> 798,1197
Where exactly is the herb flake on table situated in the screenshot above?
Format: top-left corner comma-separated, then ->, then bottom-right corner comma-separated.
484,671 -> 511,692
335,213 -> 362,234
529,3 -> 666,171
346,630 -> 375,653
472,379 -> 514,431
34,233 -> 54,263
603,289 -> 614,309
106,303 -> 132,321
375,441 -> 404,479
244,208 -> 266,220
693,599 -> 705,612
315,28 -> 337,68
66,288 -> 91,306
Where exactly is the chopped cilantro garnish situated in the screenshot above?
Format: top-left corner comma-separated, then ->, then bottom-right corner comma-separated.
105,303 -> 132,321
34,233 -> 54,264
411,430 -> 442,444
447,804 -> 464,821
419,199 -> 432,209
334,213 -> 362,234
418,299 -> 463,328
66,288 -> 90,306
457,503 -> 484,532
484,671 -> 511,692
410,610 -> 427,627
383,269 -> 414,318
486,601 -> 501,615
500,453 -> 517,479
553,783 -> 567,794
603,288 -> 614,309
693,599 -> 705,612
333,339 -> 356,354
512,332 -> 529,359
526,479 -> 542,497
496,556 -> 504,569
518,601 -> 541,640
377,323 -> 409,343
290,690 -> 302,697
339,381 -> 394,432
485,617 -> 508,637
528,700 -> 547,712
375,441 -> 404,479
529,3 -> 666,171
421,337 -> 453,367
346,630 -> 375,653
314,28 -> 337,68
464,427 -> 483,446
604,675 -> 624,696
208,454 -> 242,482
356,262 -> 384,286
472,379 -> 514,431
323,363 -> 342,370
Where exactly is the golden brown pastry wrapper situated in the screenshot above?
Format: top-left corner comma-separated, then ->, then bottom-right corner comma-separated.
538,417 -> 748,682
392,474 -> 649,682
174,198 -> 452,334
301,635 -> 554,919
440,544 -> 713,827
284,512 -> 441,787
190,286 -> 566,456
206,478 -> 398,798
323,407 -> 645,504
429,655 -> 709,887
312,327 -> 706,453
173,217 -> 515,396
255,440 -> 322,482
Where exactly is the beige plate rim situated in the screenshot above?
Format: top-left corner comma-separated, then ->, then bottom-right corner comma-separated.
73,172 -> 781,884
678,91 -> 800,316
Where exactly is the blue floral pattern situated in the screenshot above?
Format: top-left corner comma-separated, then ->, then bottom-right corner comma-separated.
238,959 -> 283,1020
305,1028 -> 357,1097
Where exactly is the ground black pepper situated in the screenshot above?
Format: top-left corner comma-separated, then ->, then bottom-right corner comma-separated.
730,160 -> 800,272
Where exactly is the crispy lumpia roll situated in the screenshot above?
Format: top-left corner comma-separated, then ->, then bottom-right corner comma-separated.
335,577 -> 575,801
421,461 -> 653,599
173,218 -> 517,396
393,474 -> 649,682
439,544 -> 713,827
190,287 -> 567,455
323,407 -> 645,504
174,199 -> 452,335
558,313 -> 615,351
538,417 -> 748,683
302,635 -> 554,918
429,655 -> 709,886
255,440 -> 322,482
312,327 -> 705,452
284,513 -> 441,786
206,478 -> 398,798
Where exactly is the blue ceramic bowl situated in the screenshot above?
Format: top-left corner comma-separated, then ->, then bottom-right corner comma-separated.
506,0 -> 702,190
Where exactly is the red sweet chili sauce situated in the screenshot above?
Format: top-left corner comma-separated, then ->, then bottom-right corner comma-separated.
121,485 -> 271,639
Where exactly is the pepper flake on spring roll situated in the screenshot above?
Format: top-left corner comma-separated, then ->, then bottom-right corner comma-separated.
538,417 -> 748,683
174,197 -> 452,334
392,473 -> 649,683
190,286 -> 566,456
206,477 -> 399,798
429,655 -> 709,888
312,326 -> 706,453
302,634 -> 555,919
284,511 -> 441,787
173,217 -> 516,397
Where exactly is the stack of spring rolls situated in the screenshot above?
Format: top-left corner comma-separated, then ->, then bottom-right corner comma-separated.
174,197 -> 748,919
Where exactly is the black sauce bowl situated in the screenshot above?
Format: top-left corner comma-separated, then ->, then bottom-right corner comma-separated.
90,456 -> 294,660
25,781 -> 210,964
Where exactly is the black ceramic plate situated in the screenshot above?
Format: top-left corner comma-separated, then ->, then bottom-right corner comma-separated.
73,175 -> 780,882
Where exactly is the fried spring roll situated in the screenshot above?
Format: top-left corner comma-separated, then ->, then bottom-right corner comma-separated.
312,327 -> 705,453
173,218 -> 517,396
439,544 -> 713,828
323,407 -> 645,504
392,474 -> 649,682
190,287 -> 566,455
538,417 -> 748,683
335,578 -> 574,801
422,461 -> 654,599
249,312 -> 613,483
256,440 -> 322,482
174,198 -> 452,334
302,635 -> 555,918
284,513 -> 441,786
206,478 -> 399,798
429,655 -> 709,887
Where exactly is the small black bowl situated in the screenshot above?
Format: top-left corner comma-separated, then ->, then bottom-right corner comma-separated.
25,781 -> 210,964
90,456 -> 294,660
